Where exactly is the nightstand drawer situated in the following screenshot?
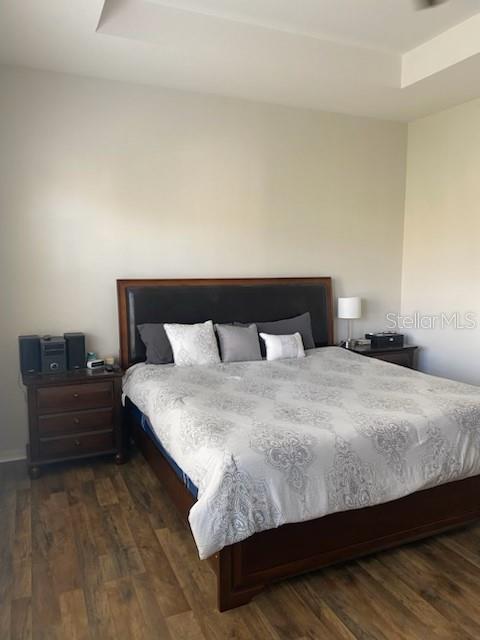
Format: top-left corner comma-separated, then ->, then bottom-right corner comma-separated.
39,430 -> 115,460
371,351 -> 412,367
37,382 -> 113,413
38,407 -> 113,437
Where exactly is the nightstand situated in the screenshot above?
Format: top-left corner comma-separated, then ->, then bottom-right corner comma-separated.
345,344 -> 418,369
22,368 -> 125,478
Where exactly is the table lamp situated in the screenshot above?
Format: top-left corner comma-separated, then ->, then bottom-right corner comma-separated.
338,297 -> 362,348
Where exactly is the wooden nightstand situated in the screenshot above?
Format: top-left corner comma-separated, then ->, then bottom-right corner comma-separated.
22,368 -> 125,478
345,344 -> 418,369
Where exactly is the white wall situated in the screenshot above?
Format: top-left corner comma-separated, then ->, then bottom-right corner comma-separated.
401,98 -> 480,385
0,65 -> 407,459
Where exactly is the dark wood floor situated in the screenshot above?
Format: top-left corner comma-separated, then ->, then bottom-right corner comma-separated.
2,453 -> 480,640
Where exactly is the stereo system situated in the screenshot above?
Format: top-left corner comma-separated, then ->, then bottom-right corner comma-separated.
365,332 -> 404,349
19,332 -> 86,375
40,336 -> 66,373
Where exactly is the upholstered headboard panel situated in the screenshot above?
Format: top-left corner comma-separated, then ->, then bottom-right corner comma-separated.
117,278 -> 334,369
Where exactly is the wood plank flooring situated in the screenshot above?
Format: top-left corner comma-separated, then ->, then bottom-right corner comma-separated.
2,452 -> 480,639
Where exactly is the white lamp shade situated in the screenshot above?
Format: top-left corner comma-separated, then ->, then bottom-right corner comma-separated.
338,297 -> 362,319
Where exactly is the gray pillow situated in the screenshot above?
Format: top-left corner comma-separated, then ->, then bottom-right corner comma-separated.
215,323 -> 262,363
137,323 -> 173,364
236,312 -> 315,354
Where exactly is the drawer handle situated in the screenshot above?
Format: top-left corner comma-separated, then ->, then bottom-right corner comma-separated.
74,439 -> 81,446
72,393 -> 80,399
73,418 -> 80,425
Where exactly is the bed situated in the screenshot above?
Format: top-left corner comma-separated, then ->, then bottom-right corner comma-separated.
118,277 -> 480,611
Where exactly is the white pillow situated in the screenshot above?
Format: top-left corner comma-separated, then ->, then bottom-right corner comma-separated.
164,320 -> 220,366
259,332 -> 305,361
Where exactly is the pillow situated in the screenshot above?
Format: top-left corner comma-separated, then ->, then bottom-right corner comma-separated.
215,323 -> 262,363
256,313 -> 315,349
236,312 -> 315,355
137,323 -> 173,364
259,332 -> 306,361
164,320 -> 221,366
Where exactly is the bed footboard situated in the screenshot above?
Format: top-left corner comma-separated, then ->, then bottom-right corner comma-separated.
128,405 -> 480,612
215,474 -> 480,610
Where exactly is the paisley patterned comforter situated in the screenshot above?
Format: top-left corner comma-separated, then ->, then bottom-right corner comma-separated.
123,347 -> 480,559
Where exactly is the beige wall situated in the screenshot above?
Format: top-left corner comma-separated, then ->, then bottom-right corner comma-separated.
401,98 -> 480,385
0,65 -> 407,459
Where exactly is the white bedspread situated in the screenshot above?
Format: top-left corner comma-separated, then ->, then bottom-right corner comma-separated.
123,347 -> 480,559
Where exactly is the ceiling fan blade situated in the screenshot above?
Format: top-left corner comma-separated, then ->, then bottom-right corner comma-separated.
414,0 -> 448,9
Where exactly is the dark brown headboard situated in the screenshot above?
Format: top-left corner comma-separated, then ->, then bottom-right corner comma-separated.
117,277 -> 334,369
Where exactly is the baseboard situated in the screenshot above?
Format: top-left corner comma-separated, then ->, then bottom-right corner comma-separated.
0,449 -> 27,463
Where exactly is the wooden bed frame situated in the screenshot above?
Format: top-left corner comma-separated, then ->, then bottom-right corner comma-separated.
117,277 -> 480,611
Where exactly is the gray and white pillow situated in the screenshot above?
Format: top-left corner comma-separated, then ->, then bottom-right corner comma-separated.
259,332 -> 306,361
137,323 -> 173,364
235,312 -> 315,356
164,320 -> 220,366
215,323 -> 262,363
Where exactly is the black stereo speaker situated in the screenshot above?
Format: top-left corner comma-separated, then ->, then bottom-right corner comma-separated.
64,332 -> 86,370
19,335 -> 41,375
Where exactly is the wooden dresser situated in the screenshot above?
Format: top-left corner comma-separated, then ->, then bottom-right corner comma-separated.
22,368 -> 125,478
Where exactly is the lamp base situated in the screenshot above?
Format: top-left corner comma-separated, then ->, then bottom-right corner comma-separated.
345,338 -> 357,349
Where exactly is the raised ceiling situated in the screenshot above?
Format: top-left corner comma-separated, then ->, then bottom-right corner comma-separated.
146,0 -> 479,52
1,0 -> 480,121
